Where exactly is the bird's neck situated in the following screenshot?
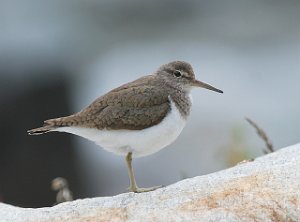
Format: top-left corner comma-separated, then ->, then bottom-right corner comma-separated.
156,74 -> 192,119
169,90 -> 192,119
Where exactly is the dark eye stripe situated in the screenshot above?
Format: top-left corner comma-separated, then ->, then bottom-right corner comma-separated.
182,74 -> 191,80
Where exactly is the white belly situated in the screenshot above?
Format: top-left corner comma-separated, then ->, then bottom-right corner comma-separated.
54,98 -> 187,157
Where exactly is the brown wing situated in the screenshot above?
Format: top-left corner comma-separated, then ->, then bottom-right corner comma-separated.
86,101 -> 170,130
38,75 -> 171,131
79,75 -> 170,130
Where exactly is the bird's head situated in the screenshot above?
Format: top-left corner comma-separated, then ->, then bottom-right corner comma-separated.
157,61 -> 223,93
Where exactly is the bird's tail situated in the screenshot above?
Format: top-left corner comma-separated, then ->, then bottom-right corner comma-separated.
27,124 -> 57,135
28,116 -> 75,135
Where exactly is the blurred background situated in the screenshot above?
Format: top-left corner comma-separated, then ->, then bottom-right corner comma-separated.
0,0 -> 299,207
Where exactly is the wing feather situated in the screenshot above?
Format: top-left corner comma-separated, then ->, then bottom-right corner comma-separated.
78,76 -> 170,130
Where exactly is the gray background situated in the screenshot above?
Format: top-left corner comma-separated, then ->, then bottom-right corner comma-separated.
0,0 -> 299,206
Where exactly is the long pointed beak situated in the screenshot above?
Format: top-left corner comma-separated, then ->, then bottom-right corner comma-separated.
193,79 -> 223,93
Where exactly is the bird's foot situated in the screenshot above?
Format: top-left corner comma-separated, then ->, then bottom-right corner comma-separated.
127,185 -> 163,193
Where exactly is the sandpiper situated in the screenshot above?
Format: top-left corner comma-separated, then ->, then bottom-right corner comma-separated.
28,61 -> 223,193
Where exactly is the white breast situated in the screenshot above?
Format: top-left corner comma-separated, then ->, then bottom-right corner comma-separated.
54,96 -> 189,157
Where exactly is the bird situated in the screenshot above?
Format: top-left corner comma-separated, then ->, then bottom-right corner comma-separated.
28,61 -> 223,193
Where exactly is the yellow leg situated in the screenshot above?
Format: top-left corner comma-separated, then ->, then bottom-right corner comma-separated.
125,152 -> 162,193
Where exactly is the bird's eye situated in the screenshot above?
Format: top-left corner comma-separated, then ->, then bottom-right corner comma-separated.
173,70 -> 182,78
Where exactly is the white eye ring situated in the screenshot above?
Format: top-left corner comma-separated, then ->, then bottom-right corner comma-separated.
173,70 -> 182,78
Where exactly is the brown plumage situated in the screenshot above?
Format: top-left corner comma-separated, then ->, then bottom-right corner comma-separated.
28,61 -> 222,136
28,75 -> 172,134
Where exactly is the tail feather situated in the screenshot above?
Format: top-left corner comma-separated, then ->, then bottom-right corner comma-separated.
28,115 -> 77,135
28,124 -> 57,135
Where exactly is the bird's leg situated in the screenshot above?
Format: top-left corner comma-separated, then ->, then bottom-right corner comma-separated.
125,152 -> 162,193
125,152 -> 138,192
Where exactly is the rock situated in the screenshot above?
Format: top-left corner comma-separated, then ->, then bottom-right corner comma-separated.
1,143 -> 300,222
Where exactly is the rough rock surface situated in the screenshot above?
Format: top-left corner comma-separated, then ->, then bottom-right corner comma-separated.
1,143 -> 300,222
